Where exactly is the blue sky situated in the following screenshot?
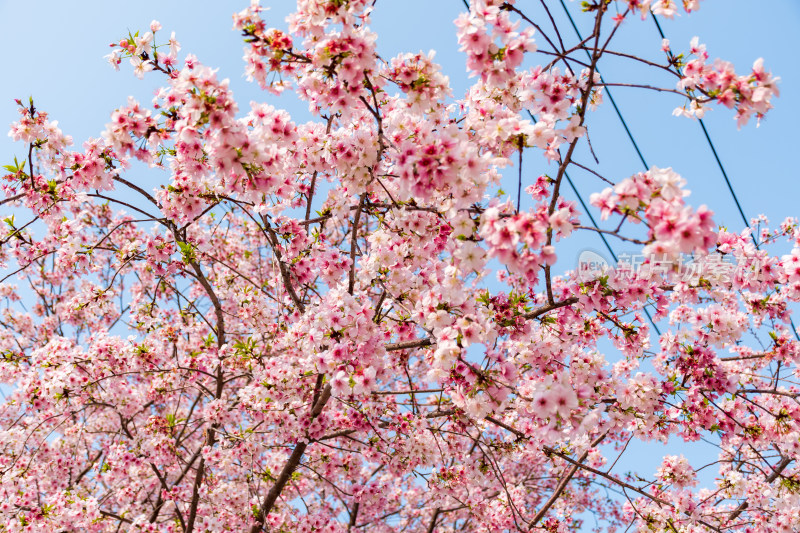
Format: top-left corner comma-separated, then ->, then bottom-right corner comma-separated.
2,0 -> 798,259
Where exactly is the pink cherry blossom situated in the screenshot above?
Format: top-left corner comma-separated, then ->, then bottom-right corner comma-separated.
0,2 -> 795,532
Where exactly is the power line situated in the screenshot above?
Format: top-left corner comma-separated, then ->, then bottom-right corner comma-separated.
554,1 -> 667,334
558,0 -> 650,170
456,0 -> 798,389
531,111 -> 664,335
557,1 -> 799,342
525,106 -> 663,335
650,16 -> 751,232
649,14 -> 800,341
556,1 -> 800,344
559,1 -> 751,244
464,0 -> 665,335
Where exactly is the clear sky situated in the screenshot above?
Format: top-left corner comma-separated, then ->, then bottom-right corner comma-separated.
2,0 -> 799,261
1,0 -> 798,227
1,0 -> 799,519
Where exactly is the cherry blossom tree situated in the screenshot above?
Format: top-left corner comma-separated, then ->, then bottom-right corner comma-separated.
1,0 -> 797,531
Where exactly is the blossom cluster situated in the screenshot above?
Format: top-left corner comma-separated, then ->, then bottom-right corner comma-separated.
671,37 -> 780,126
591,166 -> 716,259
1,1 -> 797,532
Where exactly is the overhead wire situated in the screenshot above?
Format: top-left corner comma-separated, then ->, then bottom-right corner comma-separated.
459,0 -> 663,335
558,1 -> 649,168
457,0 -> 786,338
555,0 -> 663,334
649,14 -> 800,342
651,16 -> 751,236
557,1 -> 800,342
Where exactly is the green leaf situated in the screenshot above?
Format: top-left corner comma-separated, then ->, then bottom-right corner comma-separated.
177,241 -> 197,263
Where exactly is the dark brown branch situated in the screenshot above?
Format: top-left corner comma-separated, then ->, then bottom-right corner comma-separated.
727,456 -> 793,523
386,338 -> 434,351
426,507 -> 441,533
68,450 -> 103,490
347,502 -> 360,532
250,384 -> 332,532
348,194 -> 366,295
529,433 -> 607,526
261,215 -> 306,313
484,416 -> 723,532
522,297 -> 578,320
